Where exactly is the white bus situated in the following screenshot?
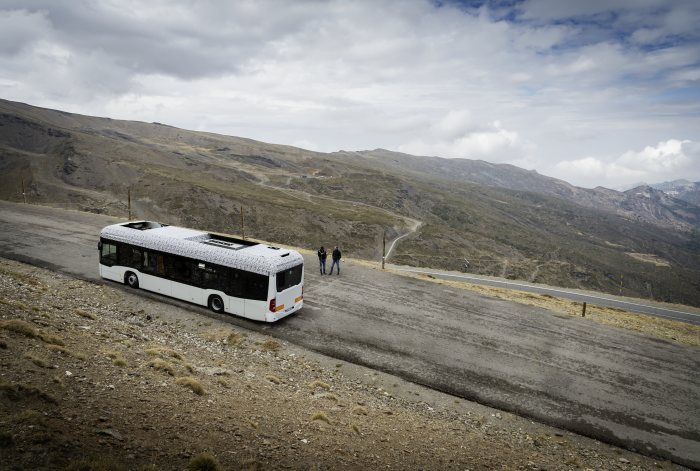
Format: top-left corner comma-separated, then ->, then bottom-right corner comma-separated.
98,221 -> 304,322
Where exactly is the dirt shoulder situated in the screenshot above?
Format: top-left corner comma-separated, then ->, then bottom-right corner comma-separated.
0,258 -> 686,470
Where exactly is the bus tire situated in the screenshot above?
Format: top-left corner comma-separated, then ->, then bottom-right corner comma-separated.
209,295 -> 224,313
125,272 -> 139,288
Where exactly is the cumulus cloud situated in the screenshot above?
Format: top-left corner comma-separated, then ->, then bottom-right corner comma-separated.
552,140 -> 700,189
0,0 -> 698,188
398,111 -> 526,161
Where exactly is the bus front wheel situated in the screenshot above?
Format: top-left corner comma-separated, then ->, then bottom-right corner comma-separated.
125,272 -> 139,288
209,295 -> 224,313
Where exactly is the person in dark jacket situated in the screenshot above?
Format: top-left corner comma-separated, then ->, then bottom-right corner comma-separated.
330,246 -> 341,275
317,246 -> 327,275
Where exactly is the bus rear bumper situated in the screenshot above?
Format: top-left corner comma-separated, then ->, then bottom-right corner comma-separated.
267,299 -> 303,322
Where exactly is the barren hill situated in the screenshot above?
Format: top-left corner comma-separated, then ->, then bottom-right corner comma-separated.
0,98 -> 699,306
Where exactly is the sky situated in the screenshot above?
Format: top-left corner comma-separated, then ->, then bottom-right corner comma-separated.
1,0 -> 699,190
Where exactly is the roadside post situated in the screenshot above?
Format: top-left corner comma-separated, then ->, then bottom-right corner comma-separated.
582,302 -> 587,317
382,230 -> 386,270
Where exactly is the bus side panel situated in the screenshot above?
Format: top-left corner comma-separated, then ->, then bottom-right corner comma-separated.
139,272 -> 171,296
100,264 -> 124,284
224,295 -> 245,318
244,300 -> 268,322
171,280 -> 203,305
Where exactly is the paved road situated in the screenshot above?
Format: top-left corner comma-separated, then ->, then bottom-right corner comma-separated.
394,267 -> 700,326
1,201 -> 699,468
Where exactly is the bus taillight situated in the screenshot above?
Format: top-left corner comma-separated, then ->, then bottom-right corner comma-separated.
269,298 -> 276,312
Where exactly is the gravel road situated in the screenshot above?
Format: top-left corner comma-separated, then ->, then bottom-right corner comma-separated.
1,200 -> 698,468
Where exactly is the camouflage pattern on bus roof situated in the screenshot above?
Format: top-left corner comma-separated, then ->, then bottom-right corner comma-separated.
100,223 -> 303,275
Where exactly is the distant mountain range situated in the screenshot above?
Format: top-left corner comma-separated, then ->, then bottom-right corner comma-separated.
648,179 -> 700,206
1,98 -> 698,306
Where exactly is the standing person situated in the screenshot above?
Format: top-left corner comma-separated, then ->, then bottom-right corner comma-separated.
330,246 -> 342,275
317,246 -> 327,275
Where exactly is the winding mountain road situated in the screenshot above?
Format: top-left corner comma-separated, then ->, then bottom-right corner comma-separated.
1,200 -> 699,468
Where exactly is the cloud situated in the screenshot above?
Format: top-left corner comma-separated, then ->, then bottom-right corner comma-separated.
0,0 -> 698,189
398,111 -> 526,162
552,140 -> 700,189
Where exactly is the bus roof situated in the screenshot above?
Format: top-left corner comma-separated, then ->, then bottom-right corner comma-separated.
100,221 -> 304,275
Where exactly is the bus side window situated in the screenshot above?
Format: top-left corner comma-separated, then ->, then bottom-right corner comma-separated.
100,241 -> 118,266
229,269 -> 244,298
246,273 -> 269,301
142,251 -> 153,274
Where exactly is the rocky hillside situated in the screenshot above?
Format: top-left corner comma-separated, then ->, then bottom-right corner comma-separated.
1,98 -> 699,306
0,258 -> 687,470
651,180 -> 700,207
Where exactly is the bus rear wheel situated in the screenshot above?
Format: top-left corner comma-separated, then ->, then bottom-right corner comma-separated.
125,272 -> 139,288
209,295 -> 224,313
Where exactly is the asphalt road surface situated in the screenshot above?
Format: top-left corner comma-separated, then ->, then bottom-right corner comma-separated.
1,201 -> 699,468
393,267 -> 700,326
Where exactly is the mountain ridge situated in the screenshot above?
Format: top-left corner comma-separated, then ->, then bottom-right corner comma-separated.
1,98 -> 699,306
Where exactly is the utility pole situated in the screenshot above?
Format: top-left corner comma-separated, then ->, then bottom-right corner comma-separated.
240,205 -> 245,240
382,230 -> 386,270
619,274 -> 623,295
21,178 -> 27,204
127,187 -> 132,220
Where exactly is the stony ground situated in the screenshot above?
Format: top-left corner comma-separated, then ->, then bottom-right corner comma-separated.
0,258 -> 688,470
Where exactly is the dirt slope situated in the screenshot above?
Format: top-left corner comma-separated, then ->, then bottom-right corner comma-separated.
0,258 -> 684,470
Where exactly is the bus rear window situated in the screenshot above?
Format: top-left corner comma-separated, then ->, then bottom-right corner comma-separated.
276,264 -> 303,292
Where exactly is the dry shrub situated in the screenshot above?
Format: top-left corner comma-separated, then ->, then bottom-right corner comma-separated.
259,338 -> 281,352
65,457 -> 126,471
145,346 -> 182,360
176,376 -> 205,396
187,452 -> 221,471
48,345 -> 86,360
266,375 -> 282,384
321,393 -> 339,402
74,309 -> 97,320
217,378 -> 230,389
0,339 -> 8,349
0,383 -> 57,404
0,319 -> 64,346
25,354 -> 50,368
147,359 -> 175,376
225,331 -> 245,347
352,405 -> 368,415
308,380 -> 330,391
104,350 -> 127,366
185,363 -> 196,373
351,423 -> 361,435
310,411 -> 331,424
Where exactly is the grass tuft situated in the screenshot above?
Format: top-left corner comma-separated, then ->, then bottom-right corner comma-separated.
147,359 -> 175,376
225,331 -> 245,347
259,337 -> 281,352
0,319 -> 65,346
187,452 -> 221,471
0,382 -> 57,404
75,309 -> 97,320
308,380 -> 331,391
176,376 -> 205,396
351,423 -> 361,435
65,457 -> 126,471
25,353 -> 50,368
145,346 -> 183,360
352,405 -> 368,415
266,375 -> 282,384
48,344 -> 86,360
310,411 -> 331,424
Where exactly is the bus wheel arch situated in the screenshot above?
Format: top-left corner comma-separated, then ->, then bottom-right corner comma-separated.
125,271 -> 139,288
208,295 -> 224,313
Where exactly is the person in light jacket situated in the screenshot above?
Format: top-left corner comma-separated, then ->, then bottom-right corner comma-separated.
329,246 -> 342,275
